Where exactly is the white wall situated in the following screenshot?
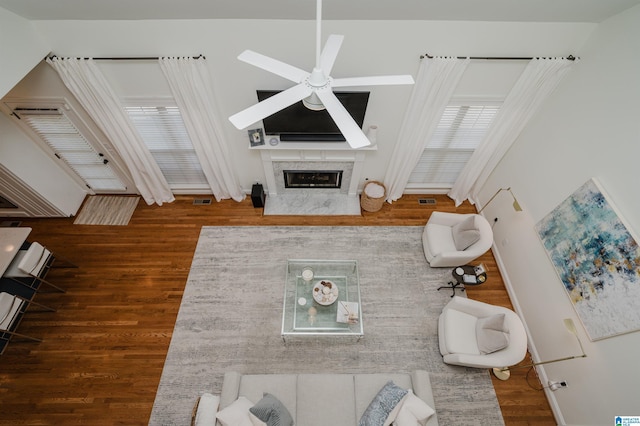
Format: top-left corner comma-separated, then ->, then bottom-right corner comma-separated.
479,5 -> 640,425
21,18 -> 594,194
0,9 -> 86,215
0,7 -> 49,98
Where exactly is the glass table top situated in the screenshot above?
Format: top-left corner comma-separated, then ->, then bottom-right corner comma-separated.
282,259 -> 363,338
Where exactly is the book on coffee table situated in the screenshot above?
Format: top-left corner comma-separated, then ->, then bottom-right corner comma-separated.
337,301 -> 359,324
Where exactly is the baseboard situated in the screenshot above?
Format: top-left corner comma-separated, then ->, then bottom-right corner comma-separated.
491,241 -> 566,425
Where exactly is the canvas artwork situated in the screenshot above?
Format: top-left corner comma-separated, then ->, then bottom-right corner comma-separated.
535,178 -> 640,341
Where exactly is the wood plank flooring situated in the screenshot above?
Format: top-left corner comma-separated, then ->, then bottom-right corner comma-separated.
0,194 -> 554,425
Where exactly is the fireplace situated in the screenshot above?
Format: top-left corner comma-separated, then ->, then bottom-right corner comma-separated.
284,170 -> 343,189
260,151 -> 367,196
257,147 -> 370,215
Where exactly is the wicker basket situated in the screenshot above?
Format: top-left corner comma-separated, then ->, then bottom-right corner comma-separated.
360,180 -> 386,212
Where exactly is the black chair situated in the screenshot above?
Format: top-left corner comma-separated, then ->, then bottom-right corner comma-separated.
4,241 -> 68,293
0,291 -> 55,355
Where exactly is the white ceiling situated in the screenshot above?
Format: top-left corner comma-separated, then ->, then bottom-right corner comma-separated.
1,0 -> 639,22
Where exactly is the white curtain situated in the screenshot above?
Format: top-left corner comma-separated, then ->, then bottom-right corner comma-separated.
384,56 -> 470,203
46,57 -> 174,206
159,57 -> 245,202
448,57 -> 577,206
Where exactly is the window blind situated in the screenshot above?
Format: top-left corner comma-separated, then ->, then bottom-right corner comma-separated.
125,106 -> 208,189
18,111 -> 126,191
409,104 -> 500,188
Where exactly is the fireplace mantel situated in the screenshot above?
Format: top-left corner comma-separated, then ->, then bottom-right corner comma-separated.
255,142 -> 375,197
250,140 -> 377,152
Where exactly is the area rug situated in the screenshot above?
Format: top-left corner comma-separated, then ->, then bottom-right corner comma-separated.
73,195 -> 139,225
149,226 -> 505,425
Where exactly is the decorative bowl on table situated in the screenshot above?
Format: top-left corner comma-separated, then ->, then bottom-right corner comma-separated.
312,280 -> 339,306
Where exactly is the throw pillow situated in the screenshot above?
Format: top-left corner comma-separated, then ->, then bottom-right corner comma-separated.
249,412 -> 268,426
393,390 -> 435,426
192,393 -> 220,426
383,391 -> 409,426
451,215 -> 481,251
249,393 -> 294,426
476,313 -> 510,354
359,381 -> 408,426
364,182 -> 385,198
216,396 -> 254,426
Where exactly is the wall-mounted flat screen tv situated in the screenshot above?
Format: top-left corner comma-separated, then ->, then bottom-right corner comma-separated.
256,90 -> 370,142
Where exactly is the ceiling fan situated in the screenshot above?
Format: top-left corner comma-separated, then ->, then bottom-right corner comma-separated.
228,0 -> 415,149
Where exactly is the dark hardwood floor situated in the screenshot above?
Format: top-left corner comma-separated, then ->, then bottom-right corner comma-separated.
0,194 -> 554,425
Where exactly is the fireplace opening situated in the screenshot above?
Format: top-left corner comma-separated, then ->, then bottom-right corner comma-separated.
284,170 -> 343,189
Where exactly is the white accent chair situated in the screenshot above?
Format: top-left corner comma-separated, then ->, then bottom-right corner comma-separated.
422,212 -> 493,268
438,296 -> 528,370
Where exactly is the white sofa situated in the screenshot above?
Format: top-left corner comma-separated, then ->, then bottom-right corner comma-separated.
422,212 -> 493,268
211,370 -> 439,426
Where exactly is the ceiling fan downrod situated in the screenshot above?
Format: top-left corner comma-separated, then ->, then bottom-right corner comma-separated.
315,0 -> 323,71
303,0 -> 329,111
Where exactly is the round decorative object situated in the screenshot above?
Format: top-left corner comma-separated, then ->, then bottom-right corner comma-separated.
312,280 -> 339,306
455,267 -> 464,276
302,267 -> 314,282
269,137 -> 279,146
298,297 -> 307,306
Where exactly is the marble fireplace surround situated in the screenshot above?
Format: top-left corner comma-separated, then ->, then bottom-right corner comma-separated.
255,142 -> 375,215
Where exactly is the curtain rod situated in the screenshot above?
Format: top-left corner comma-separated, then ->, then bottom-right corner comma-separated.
420,53 -> 576,61
48,53 -> 575,62
47,54 -> 205,61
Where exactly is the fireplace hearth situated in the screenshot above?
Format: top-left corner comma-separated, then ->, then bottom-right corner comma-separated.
284,170 -> 343,189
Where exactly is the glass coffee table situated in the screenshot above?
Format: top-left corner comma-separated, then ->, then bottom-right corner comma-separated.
282,259 -> 363,340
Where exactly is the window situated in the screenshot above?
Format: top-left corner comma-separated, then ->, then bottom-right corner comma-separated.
125,104 -> 208,191
407,101 -> 501,190
13,108 -> 127,191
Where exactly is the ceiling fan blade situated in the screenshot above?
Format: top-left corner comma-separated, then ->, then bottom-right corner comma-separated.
238,50 -> 310,83
315,89 -> 371,149
320,34 -> 344,75
332,75 -> 415,87
229,83 -> 312,129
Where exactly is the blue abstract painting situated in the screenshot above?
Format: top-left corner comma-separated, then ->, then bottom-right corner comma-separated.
536,178 -> 640,341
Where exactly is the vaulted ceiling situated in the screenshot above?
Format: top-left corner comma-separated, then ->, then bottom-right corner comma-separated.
1,0 -> 639,22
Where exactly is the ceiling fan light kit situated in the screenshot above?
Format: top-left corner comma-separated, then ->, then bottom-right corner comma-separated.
301,91 -> 325,111
229,0 -> 414,149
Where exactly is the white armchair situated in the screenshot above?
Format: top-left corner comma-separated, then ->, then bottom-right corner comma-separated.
422,212 -> 493,268
438,296 -> 528,369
